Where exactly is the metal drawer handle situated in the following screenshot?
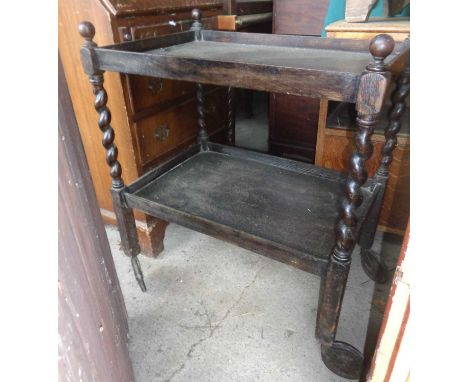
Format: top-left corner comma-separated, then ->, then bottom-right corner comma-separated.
146,78 -> 164,95
122,27 -> 132,41
154,124 -> 169,141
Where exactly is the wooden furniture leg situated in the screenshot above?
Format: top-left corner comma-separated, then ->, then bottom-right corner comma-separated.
79,22 -> 146,292
227,86 -> 236,145
192,9 -> 210,152
316,35 -> 394,379
359,60 -> 410,283
196,83 -> 209,150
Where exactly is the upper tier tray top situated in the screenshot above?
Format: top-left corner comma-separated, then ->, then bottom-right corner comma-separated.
92,30 -> 409,102
147,41 -> 371,74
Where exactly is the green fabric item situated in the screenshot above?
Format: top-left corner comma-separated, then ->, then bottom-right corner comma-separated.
321,0 -> 410,36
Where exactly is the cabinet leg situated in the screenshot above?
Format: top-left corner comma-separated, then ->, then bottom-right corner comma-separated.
112,191 -> 146,292
137,217 -> 168,258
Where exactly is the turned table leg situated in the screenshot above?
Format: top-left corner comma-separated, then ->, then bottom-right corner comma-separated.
227,86 -> 236,145
79,21 -> 146,292
359,59 -> 410,283
196,83 -> 208,150
316,34 -> 394,379
190,9 -> 210,151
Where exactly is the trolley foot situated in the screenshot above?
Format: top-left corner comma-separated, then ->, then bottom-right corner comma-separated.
321,341 -> 363,379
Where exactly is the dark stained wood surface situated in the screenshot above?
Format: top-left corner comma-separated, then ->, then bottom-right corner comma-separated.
268,0 -> 329,163
93,30 -> 408,101
123,143 -> 379,276
58,55 -> 133,382
273,0 -> 329,36
236,0 -> 272,15
149,41 -> 371,73
99,0 -> 224,17
269,93 -> 321,162
316,36 -> 395,378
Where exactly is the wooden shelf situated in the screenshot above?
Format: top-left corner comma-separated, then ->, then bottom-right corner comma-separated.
91,30 -> 409,102
124,142 -> 380,275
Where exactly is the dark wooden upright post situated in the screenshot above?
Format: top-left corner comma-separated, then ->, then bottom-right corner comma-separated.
78,21 -> 146,292
376,60 -> 410,180
359,51 -> 410,283
227,86 -> 236,145
191,9 -> 209,151
316,34 -> 394,379
58,54 -> 135,381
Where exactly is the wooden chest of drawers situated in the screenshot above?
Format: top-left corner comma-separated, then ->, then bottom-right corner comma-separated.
59,0 -> 229,256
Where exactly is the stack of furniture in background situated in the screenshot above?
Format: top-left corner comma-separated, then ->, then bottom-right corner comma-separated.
268,0 -> 329,162
59,0 -> 272,257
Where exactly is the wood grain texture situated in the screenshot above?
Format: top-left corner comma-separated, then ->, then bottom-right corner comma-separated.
268,0 -> 328,163
269,93 -> 320,162
58,55 -> 133,382
93,31 -> 408,102
273,0 -> 329,35
326,18 -> 410,42
99,0 -> 224,16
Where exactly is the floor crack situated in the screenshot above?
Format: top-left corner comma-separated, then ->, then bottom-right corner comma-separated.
164,264 -> 266,382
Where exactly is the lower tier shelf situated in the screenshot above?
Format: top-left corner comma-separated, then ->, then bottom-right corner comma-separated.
124,143 -> 380,276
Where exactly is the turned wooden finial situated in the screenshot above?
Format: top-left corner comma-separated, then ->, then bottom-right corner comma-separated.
78,21 -> 96,42
367,34 -> 395,71
190,8 -> 203,31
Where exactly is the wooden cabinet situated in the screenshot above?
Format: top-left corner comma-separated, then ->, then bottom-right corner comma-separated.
268,0 -> 329,162
316,100 -> 409,233
315,18 -> 410,233
59,0 -> 229,256
217,0 -> 272,32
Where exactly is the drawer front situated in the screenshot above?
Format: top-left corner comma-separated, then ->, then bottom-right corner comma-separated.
129,77 -> 195,115
119,12 -> 219,115
137,88 -> 228,166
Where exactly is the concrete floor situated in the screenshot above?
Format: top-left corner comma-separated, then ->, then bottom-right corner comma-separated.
108,225 -> 400,382
107,92 -> 402,381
